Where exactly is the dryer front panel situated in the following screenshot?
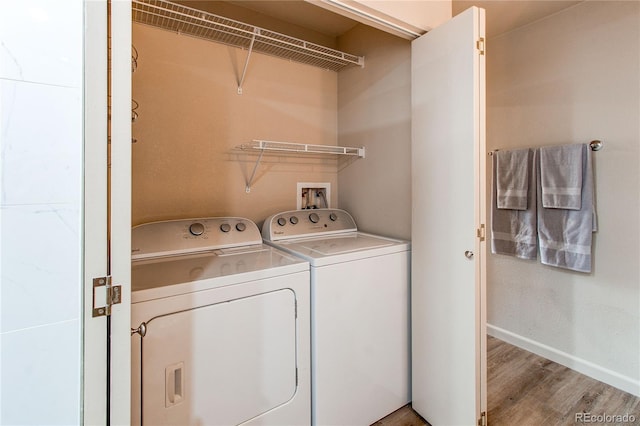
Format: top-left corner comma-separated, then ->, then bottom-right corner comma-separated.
139,289 -> 297,426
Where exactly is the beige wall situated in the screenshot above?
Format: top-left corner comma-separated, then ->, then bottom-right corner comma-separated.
132,24 -> 339,226
486,1 -> 639,394
337,25 -> 412,240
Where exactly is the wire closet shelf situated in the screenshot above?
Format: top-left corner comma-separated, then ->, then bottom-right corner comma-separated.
132,0 -> 365,72
238,140 -> 365,193
240,140 -> 365,157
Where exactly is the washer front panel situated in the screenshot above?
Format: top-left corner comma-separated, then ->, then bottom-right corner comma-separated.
140,290 -> 297,426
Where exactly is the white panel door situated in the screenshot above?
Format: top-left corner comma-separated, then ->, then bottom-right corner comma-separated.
411,6 -> 486,426
83,1 -> 109,423
109,1 -> 133,423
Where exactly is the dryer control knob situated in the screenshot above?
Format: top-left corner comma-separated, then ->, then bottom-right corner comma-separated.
277,217 -> 287,226
235,222 -> 246,232
309,213 -> 320,223
220,223 -> 231,233
189,222 -> 205,236
290,216 -> 299,225
329,213 -> 338,221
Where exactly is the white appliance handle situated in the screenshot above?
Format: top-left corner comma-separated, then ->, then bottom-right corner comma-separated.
165,362 -> 184,407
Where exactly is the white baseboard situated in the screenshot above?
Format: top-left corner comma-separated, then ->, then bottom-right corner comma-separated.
487,324 -> 640,397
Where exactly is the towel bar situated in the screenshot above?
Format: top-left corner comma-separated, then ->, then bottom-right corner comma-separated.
488,140 -> 603,156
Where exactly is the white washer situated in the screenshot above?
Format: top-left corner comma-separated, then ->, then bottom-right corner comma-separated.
262,209 -> 410,425
130,217 -> 310,426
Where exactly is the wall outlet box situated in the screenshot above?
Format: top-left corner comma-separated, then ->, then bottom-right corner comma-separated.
297,182 -> 330,210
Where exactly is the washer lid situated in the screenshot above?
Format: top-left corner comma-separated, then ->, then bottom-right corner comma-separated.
273,232 -> 409,266
131,244 -> 308,302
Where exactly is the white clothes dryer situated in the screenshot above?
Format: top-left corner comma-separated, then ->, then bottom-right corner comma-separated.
130,217 -> 310,426
262,209 -> 410,426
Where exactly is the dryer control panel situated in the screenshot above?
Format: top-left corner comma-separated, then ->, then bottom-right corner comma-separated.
262,209 -> 357,241
132,217 -> 262,260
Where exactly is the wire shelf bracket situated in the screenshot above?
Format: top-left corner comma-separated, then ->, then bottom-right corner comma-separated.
132,0 -> 365,94
239,140 -> 365,193
238,30 -> 257,95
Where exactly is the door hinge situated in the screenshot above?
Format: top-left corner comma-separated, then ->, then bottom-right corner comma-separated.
92,276 -> 122,317
478,411 -> 487,426
476,37 -> 485,55
476,224 -> 486,241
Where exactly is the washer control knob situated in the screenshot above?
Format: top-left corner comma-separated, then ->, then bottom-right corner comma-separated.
290,216 -> 299,225
235,222 -> 246,232
309,213 -> 320,223
329,213 -> 338,221
277,217 -> 287,226
189,222 -> 205,236
220,223 -> 231,233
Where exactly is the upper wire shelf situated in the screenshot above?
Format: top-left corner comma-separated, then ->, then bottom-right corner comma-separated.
132,0 -> 365,72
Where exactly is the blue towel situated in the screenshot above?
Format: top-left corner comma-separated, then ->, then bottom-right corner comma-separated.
537,144 -> 597,273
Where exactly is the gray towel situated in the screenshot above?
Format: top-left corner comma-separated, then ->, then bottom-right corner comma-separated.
491,148 -> 537,260
537,144 -> 597,273
495,148 -> 530,210
539,144 -> 583,210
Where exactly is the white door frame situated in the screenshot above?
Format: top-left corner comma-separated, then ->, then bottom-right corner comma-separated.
83,0 -> 109,422
83,1 -> 131,424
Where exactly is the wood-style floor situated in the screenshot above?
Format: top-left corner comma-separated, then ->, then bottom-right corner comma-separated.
373,336 -> 640,426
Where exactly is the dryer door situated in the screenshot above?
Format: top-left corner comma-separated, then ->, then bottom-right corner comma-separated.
140,289 -> 297,425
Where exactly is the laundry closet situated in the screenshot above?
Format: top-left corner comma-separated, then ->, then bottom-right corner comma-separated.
126,1 -> 640,425
129,0 -> 487,425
